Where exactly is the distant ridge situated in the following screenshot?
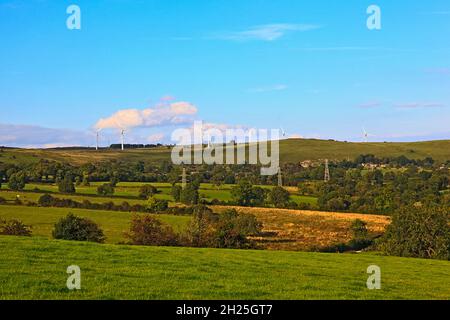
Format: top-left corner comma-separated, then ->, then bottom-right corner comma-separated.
1,138 -> 450,165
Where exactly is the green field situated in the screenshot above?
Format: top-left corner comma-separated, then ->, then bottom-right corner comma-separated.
0,236 -> 449,299
0,182 -> 319,207
2,139 -> 450,166
0,205 -> 190,244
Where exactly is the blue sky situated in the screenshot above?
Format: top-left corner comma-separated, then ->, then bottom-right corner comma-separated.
1,0 -> 450,147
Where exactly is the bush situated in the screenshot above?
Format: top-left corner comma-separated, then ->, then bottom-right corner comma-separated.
0,218 -> 32,236
125,214 -> 177,246
184,206 -> 217,247
231,180 -> 266,207
138,185 -> 158,199
147,197 -> 169,213
378,205 -> 450,260
214,209 -> 261,249
236,213 -> 262,236
350,219 -> 369,242
180,183 -> 199,205
171,185 -> 182,202
110,176 -> 119,187
52,213 -> 105,243
82,175 -> 90,186
38,194 -> 54,207
348,219 -> 373,250
267,186 -> 290,208
97,183 -> 115,196
58,174 -> 76,194
8,172 -> 26,191
320,219 -> 373,253
185,207 -> 261,249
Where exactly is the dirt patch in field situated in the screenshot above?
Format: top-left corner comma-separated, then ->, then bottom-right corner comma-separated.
212,206 -> 390,251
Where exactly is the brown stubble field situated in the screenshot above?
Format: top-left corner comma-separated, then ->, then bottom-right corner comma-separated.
213,206 -> 390,251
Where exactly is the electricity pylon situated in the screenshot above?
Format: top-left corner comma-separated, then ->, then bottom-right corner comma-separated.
278,166 -> 283,187
324,159 -> 330,182
181,167 -> 187,189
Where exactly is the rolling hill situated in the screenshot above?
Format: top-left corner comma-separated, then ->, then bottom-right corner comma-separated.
1,139 -> 450,166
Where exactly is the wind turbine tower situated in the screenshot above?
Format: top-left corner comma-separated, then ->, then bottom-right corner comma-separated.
207,132 -> 212,149
120,129 -> 125,151
96,129 -> 101,151
362,128 -> 369,143
324,159 -> 331,182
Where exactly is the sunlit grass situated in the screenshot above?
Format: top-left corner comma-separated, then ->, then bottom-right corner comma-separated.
0,236 -> 449,300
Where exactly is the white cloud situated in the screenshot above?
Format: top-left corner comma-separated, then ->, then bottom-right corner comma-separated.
217,23 -> 320,42
148,133 -> 165,143
95,101 -> 198,130
288,133 -> 304,139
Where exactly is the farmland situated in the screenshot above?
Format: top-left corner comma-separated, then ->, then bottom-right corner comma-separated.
0,204 -> 388,250
0,205 -> 190,244
213,206 -> 389,251
0,236 -> 449,300
0,141 -> 449,300
0,182 -> 319,208
2,138 -> 450,166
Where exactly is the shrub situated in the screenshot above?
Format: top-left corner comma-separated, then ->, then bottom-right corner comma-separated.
8,172 -> 26,191
171,185 -> 182,202
82,175 -> 90,186
138,185 -> 158,199
234,211 -> 262,236
97,183 -> 115,196
52,213 -> 105,243
184,206 -> 217,247
378,205 -> 450,260
231,180 -> 266,207
0,218 -> 32,236
110,176 -> 119,187
58,174 -> 76,194
147,197 -> 169,213
350,219 -> 369,242
38,194 -> 54,207
180,183 -> 199,205
185,207 -> 261,249
267,186 -> 290,208
125,214 -> 177,246
214,209 -> 259,249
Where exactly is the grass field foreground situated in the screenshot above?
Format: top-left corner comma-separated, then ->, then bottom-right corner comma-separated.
0,205 -> 190,244
0,236 -> 449,300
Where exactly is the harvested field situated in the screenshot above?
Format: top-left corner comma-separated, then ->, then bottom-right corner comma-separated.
213,206 -> 390,251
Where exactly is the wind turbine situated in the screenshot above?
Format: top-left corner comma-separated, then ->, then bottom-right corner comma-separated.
120,129 -> 126,151
207,132 -> 212,149
362,127 -> 374,143
96,129 -> 102,151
